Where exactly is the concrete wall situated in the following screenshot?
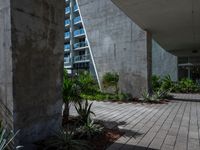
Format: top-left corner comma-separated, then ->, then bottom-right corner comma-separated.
0,0 -> 13,129
152,40 -> 178,81
77,0 -> 152,97
0,0 -> 64,148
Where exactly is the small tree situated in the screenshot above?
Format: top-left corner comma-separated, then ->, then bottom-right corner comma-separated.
102,72 -> 119,94
63,70 -> 82,121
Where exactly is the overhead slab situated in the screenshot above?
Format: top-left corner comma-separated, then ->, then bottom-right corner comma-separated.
112,0 -> 200,56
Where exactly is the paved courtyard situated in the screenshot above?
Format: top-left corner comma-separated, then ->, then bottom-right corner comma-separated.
71,96 -> 200,150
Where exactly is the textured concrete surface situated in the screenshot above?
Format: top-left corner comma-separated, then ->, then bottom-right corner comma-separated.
0,0 -> 64,148
70,98 -> 200,150
112,0 -> 200,56
0,0 -> 13,130
77,0 -> 178,96
77,0 -> 152,97
152,40 -> 178,81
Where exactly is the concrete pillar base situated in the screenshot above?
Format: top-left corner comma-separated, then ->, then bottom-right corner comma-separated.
0,0 -> 64,148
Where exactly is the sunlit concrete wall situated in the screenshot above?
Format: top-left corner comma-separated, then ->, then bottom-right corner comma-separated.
77,0 -> 153,96
152,40 -> 178,81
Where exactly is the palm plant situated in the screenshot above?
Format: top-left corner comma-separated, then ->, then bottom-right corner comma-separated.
63,70 -> 82,121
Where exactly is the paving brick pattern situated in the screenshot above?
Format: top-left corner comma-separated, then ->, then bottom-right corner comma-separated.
70,97 -> 200,150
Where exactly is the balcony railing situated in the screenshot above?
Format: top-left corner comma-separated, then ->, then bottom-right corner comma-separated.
74,4 -> 78,12
74,16 -> 81,24
74,29 -> 85,37
64,57 -> 71,67
64,44 -> 70,51
65,19 -> 70,26
74,41 -> 88,49
64,62 -> 71,67
65,32 -> 70,39
74,54 -> 90,62
65,7 -> 70,14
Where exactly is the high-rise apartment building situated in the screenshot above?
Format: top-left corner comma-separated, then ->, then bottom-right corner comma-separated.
64,0 -> 91,74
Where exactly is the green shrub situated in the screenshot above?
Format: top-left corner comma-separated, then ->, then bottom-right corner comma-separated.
102,72 -> 119,94
173,78 -> 200,93
77,72 -> 98,95
160,75 -> 174,91
151,75 -> 162,92
81,92 -> 132,102
152,75 -> 174,92
152,75 -> 200,94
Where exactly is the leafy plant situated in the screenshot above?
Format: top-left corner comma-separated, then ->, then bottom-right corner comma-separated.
160,75 -> 174,91
141,91 -> 151,102
76,119 -> 103,140
63,69 -> 82,121
152,75 -> 174,92
77,72 -> 98,95
44,129 -> 91,150
0,121 -> 20,150
75,100 -> 95,124
173,78 -> 200,93
151,75 -> 162,92
141,89 -> 169,103
102,72 -> 119,94
152,75 -> 200,94
118,93 -> 132,101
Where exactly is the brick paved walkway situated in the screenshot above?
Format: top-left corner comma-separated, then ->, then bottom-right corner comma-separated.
70,96 -> 200,150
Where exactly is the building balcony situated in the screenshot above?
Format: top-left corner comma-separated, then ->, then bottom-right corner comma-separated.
74,54 -> 90,63
65,7 -> 70,14
74,4 -> 78,12
74,41 -> 88,49
74,16 -> 81,24
64,32 -> 70,39
64,62 -> 72,68
64,44 -> 70,51
74,29 -> 85,37
65,19 -> 70,27
64,57 -> 71,66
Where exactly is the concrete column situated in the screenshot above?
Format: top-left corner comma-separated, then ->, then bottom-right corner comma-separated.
0,0 -> 64,148
146,31 -> 153,93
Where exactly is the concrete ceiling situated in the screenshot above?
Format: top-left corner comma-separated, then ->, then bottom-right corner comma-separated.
112,0 -> 200,55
